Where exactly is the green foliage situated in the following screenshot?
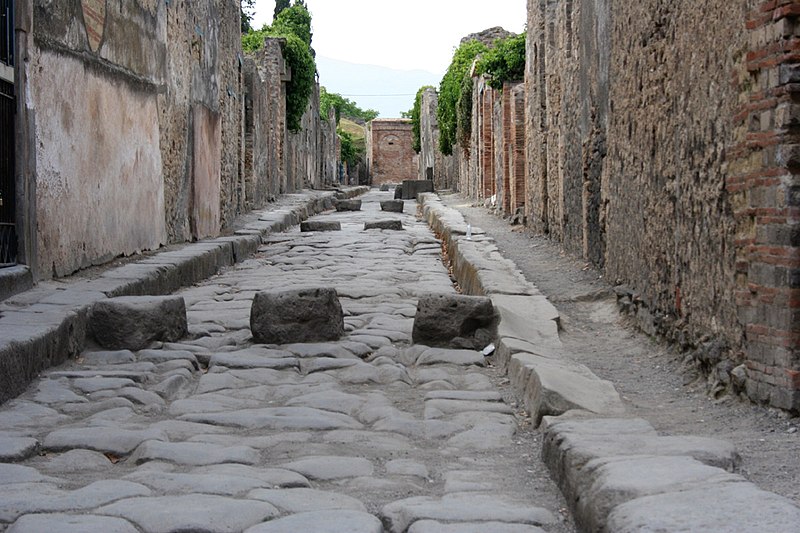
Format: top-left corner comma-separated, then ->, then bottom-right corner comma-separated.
320,87 -> 379,124
437,40 -> 487,156
273,0 -> 291,20
410,86 -> 434,153
338,128 -> 359,168
241,0 -> 256,33
475,33 -> 526,90
241,1 -> 316,132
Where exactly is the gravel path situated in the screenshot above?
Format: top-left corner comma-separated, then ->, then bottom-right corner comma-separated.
442,192 -> 800,505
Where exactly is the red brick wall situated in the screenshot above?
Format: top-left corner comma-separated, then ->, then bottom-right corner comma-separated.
733,0 -> 800,410
367,119 -> 418,185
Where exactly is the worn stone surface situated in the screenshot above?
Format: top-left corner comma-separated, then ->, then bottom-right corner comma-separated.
245,510 -> 383,533
250,288 -> 345,344
89,296 -> 188,351
364,220 -> 404,231
412,294 -> 497,350
380,200 -> 405,213
301,221 -> 342,232
7,514 -> 139,533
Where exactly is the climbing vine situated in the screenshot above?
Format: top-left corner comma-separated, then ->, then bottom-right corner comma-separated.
475,33 -> 526,90
242,1 -> 316,132
410,86 -> 435,153
437,40 -> 487,156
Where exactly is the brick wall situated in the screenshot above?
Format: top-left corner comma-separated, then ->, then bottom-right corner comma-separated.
734,0 -> 800,410
418,88 -> 458,189
367,119 -> 419,186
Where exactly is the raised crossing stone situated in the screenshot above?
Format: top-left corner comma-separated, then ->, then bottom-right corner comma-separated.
89,296 -> 188,351
250,288 -> 345,344
412,294 -> 497,350
97,494 -> 279,533
401,179 -> 434,199
301,221 -> 341,232
365,220 -> 404,231
244,510 -> 383,533
335,199 -> 362,211
380,200 -> 405,212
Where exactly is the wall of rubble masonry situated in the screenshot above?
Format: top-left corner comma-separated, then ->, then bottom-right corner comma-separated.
420,2 -> 799,412
15,0 -> 337,282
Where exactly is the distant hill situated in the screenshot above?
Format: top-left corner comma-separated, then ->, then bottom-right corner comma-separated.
317,56 -> 440,119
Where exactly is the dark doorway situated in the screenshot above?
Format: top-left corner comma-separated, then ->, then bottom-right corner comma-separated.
0,0 -> 15,266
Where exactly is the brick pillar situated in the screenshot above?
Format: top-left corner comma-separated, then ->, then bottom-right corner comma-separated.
731,0 -> 800,411
510,83 -> 526,215
481,86 -> 495,199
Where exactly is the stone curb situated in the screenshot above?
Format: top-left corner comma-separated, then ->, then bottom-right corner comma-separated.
0,187 -> 368,404
417,193 -> 623,422
418,192 -> 800,532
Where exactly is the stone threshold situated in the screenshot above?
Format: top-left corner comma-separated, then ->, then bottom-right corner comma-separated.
0,187 -> 369,404
416,192 -> 800,532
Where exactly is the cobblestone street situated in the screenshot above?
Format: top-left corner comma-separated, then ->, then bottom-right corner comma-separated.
0,190 -> 571,532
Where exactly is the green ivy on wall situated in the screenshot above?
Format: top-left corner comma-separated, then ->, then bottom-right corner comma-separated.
410,86 -> 435,153
437,40 -> 487,156
242,1 -> 315,132
475,33 -> 526,90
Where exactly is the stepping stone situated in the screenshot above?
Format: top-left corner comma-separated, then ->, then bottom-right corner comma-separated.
250,288 -> 345,344
244,510 -> 383,533
7,514 -> 139,533
97,494 -> 279,533
89,296 -> 188,351
279,455 -> 374,480
335,199 -> 362,211
380,200 -> 404,212
365,220 -> 403,231
381,494 -> 556,533
44,427 -> 168,455
301,221 -> 341,232
247,488 -> 367,513
413,294 -> 497,350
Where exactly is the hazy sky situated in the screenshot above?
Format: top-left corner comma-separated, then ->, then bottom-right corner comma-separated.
250,0 -> 527,116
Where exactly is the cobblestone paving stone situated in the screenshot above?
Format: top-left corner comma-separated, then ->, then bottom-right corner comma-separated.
0,190 -> 573,533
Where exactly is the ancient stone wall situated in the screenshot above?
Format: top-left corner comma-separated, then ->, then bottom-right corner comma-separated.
367,119 -> 419,186
18,0 -> 338,281
519,0 -> 799,411
417,88 -> 458,190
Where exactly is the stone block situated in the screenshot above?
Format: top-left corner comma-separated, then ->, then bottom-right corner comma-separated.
364,220 -> 403,231
401,180 -> 434,199
412,294 -> 498,350
89,296 -> 188,351
250,288 -> 345,344
300,221 -> 341,232
334,199 -> 362,212
380,200 -> 405,213
394,186 -> 403,199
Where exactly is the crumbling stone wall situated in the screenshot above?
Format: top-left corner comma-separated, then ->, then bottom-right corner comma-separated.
418,88 -> 458,189
520,0 -> 799,411
17,0 -> 338,281
367,119 -> 419,186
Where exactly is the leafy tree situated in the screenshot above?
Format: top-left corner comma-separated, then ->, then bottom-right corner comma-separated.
242,1 -> 316,132
338,129 -> 359,168
274,0 -> 291,20
320,87 -> 379,124
437,40 -> 487,155
241,0 -> 256,33
475,34 -> 526,90
410,86 -> 434,153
